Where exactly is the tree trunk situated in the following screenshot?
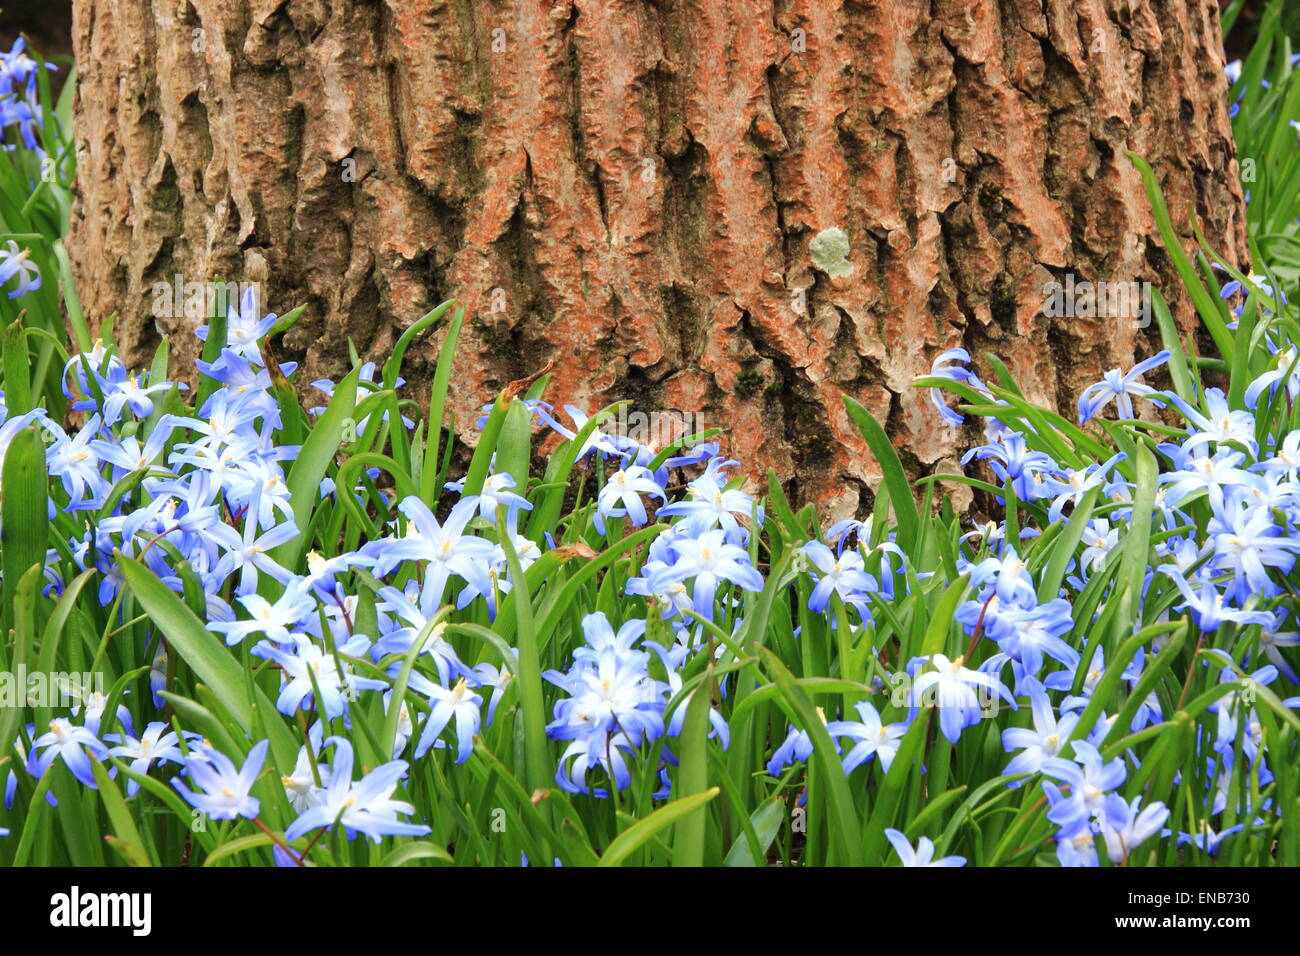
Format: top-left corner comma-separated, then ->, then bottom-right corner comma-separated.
68,0 -> 1247,515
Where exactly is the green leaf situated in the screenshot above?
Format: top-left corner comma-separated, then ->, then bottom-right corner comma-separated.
843,395 -> 918,551
10,763 -> 57,866
117,554 -> 255,732
383,301 -> 452,388
471,738 -> 599,867
90,759 -> 152,866
1116,440 -> 1158,629
380,841 -> 455,867
1126,152 -> 1233,361
1,426 -> 48,636
919,576 -> 970,658
463,392 -> 510,498
53,241 -> 91,354
765,469 -> 804,538
598,788 -> 720,866
862,716 -> 928,862
202,833 -> 280,867
723,797 -> 786,867
1037,487 -> 1098,603
0,565 -> 44,786
381,606 -> 453,760
526,400 -> 629,542
497,513 -> 553,809
757,646 -> 864,865
1150,288 -> 1195,402
266,303 -> 307,340
3,317 -> 31,415
671,675 -> 713,867
274,365 -> 360,570
496,397 -> 534,495
420,306 -> 464,503
520,524 -> 666,648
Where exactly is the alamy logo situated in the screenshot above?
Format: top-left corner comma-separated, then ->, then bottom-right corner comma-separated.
151,275 -> 260,320
593,406 -> 707,451
1042,273 -> 1152,329
49,887 -> 152,936
0,667 -> 104,708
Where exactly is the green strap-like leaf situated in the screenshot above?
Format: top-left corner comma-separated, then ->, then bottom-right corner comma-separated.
1126,151 -> 1233,362
117,554 -> 254,732
598,788 -> 720,867
273,365 -> 360,570
843,395 -> 919,552
2,426 -> 48,637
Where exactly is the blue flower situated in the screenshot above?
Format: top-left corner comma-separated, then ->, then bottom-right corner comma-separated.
1162,568 -> 1275,633
802,541 -> 879,615
1041,452 -> 1126,522
31,718 -> 109,789
926,347 -> 989,427
962,431 -> 1057,502
826,702 -> 907,774
544,612 -> 667,750
1040,741 -> 1126,832
646,528 -> 764,620
982,596 -> 1078,677
408,674 -> 483,763
767,724 -> 816,777
536,403 -> 625,460
196,348 -> 282,417
1165,388 -> 1257,457
284,737 -> 429,844
883,829 -> 965,867
311,361 -> 413,432
210,579 -> 317,647
470,655 -> 517,726
911,654 -> 1015,744
1000,679 -> 1079,779
459,471 -> 533,528
594,464 -> 666,534
195,286 -> 277,362
967,546 -> 1037,606
1244,344 -> 1300,410
1207,497 -> 1300,602
555,734 -> 638,797
1258,611 -> 1300,683
106,723 -> 185,796
1098,794 -> 1168,862
209,506 -> 299,596
252,634 -> 387,721
1076,350 -> 1169,423
0,240 -> 40,298
172,740 -> 268,821
355,496 -> 494,608
657,456 -> 760,543
372,585 -> 469,682
1175,821 -> 1243,856
46,414 -> 112,508
1157,446 -> 1261,514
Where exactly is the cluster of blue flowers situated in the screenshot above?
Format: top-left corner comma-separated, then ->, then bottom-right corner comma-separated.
0,38 -> 50,154
3,292 -> 430,845
923,303 -> 1300,862
0,39 -> 54,300
0,285 -> 793,852
3,254 -> 1299,864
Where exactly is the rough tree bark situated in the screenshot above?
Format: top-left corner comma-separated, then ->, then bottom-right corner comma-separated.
68,0 -> 1247,516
